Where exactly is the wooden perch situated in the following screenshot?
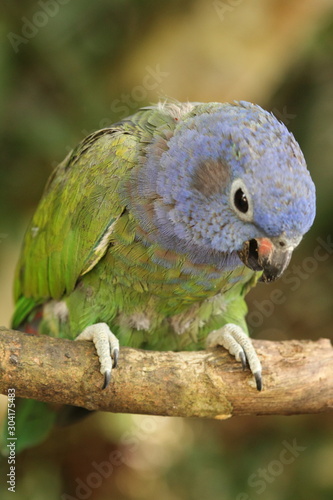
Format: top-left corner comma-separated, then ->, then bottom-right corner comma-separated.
0,326 -> 332,418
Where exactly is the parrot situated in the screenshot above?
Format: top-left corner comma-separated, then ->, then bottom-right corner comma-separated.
3,100 -> 316,452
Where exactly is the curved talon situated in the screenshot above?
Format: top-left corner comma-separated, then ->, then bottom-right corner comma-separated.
254,371 -> 262,391
239,350 -> 248,370
112,348 -> 119,369
206,324 -> 262,390
75,323 -> 120,390
102,370 -> 111,390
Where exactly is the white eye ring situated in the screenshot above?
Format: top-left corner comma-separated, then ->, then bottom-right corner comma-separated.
229,178 -> 254,222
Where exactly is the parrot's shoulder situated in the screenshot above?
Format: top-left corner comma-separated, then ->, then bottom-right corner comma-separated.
135,100 -> 226,127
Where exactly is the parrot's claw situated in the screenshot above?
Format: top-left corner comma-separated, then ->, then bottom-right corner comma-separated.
239,350 -> 248,371
254,371 -> 262,392
102,370 -> 111,390
206,323 -> 262,391
112,347 -> 119,369
75,322 -> 120,389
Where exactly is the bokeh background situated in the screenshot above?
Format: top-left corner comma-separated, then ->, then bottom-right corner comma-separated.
1,1 -> 333,499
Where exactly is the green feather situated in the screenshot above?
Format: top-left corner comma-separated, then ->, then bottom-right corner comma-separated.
1,400 -> 57,454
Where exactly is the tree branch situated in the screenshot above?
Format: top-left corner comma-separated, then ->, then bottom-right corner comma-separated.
0,326 -> 332,418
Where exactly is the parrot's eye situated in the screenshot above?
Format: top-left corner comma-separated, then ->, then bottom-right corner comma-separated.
230,178 -> 253,222
234,188 -> 248,213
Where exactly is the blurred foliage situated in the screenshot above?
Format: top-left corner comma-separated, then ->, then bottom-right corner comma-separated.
0,0 -> 191,228
1,1 -> 333,499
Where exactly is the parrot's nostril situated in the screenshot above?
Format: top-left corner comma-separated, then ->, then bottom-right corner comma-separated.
278,240 -> 286,247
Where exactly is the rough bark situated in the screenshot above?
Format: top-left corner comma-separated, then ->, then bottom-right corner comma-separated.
0,326 -> 332,418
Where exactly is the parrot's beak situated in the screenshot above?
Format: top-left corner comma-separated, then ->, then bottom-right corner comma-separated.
238,237 -> 294,283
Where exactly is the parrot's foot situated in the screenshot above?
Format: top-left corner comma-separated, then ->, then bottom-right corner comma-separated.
206,324 -> 262,391
75,323 -> 119,389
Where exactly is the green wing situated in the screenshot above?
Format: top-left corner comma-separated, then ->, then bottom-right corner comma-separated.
12,105 -> 183,328
15,128 -> 139,303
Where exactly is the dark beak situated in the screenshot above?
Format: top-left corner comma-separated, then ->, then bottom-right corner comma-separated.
238,238 -> 293,283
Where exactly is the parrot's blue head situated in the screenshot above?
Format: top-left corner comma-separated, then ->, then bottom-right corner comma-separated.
134,101 -> 316,281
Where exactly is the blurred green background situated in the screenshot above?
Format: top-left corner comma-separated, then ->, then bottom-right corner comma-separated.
1,1 -> 333,499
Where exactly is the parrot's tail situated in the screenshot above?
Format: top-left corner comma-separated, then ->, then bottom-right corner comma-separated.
1,307 -> 60,454
1,398 -> 57,455
1,309 -> 93,454
1,399 -> 94,454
